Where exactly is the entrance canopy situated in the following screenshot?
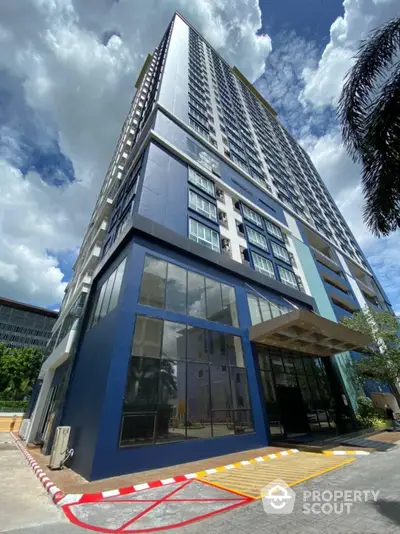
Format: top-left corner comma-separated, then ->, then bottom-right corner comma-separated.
249,309 -> 371,357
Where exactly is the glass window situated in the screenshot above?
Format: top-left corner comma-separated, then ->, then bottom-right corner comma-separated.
189,218 -> 220,252
210,365 -> 232,410
265,220 -> 283,240
221,284 -> 239,328
189,190 -> 217,221
247,293 -> 291,325
208,331 -> 228,366
89,258 -> 127,329
156,360 -> 186,443
92,283 -> 106,328
139,256 -> 167,308
242,204 -> 263,227
260,370 -> 276,402
252,252 -> 275,279
132,316 -> 163,359
278,266 -> 298,290
248,294 -> 262,325
231,368 -> 250,409
186,362 -> 212,439
187,326 -> 208,362
247,227 -> 269,251
123,357 -> 160,412
226,335 -> 244,367
139,256 -> 238,327
122,316 -> 253,446
99,269 -> 117,320
120,413 -> 156,447
161,321 -> 187,361
271,242 -> 290,263
165,263 -> 187,314
108,259 -> 126,312
189,105 -> 208,127
189,117 -> 209,139
205,277 -> 223,322
187,271 -> 207,319
259,299 -> 273,320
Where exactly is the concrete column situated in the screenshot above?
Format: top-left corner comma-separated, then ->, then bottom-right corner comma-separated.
25,369 -> 54,443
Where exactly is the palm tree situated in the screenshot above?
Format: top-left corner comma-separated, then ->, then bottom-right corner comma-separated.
338,18 -> 400,236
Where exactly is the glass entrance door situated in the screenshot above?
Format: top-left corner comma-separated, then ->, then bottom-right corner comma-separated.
257,346 -> 337,438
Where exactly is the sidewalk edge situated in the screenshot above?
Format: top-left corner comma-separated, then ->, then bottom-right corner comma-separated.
10,433 -> 300,507
10,432 -> 66,505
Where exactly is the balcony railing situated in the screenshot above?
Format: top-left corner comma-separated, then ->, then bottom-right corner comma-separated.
310,246 -> 341,271
356,277 -> 376,297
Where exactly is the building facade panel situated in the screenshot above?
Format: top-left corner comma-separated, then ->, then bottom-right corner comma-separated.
0,297 -> 57,350
26,11 -> 395,481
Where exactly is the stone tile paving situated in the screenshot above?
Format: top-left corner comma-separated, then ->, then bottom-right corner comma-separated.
171,443 -> 400,533
28,444 -> 283,494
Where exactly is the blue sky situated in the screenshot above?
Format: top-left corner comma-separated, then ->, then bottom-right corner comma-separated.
0,0 -> 399,313
259,0 -> 344,46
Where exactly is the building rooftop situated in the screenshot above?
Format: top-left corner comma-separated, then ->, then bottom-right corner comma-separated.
0,296 -> 58,319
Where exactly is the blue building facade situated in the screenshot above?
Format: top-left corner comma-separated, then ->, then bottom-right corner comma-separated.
29,13 -> 393,481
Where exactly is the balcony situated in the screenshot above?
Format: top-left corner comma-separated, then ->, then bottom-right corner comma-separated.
81,244 -> 101,273
328,285 -> 359,312
96,197 -> 113,222
95,217 -> 108,237
311,246 -> 341,273
40,324 -> 78,376
317,263 -> 349,292
332,304 -> 353,321
356,277 -> 376,298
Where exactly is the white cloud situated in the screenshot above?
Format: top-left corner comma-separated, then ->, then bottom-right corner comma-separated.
0,0 -> 398,313
296,0 -> 400,311
257,0 -> 400,311
300,0 -> 400,108
301,127 -> 400,312
0,0 -> 270,307
0,160 -> 89,306
256,32 -> 319,129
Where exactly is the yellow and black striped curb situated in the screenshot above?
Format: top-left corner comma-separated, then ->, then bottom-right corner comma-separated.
322,450 -> 371,456
193,449 -> 300,477
199,451 -> 355,499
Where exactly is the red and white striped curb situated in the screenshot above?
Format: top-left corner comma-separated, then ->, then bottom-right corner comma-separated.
11,434 -> 372,508
10,433 -> 66,505
11,436 -> 329,508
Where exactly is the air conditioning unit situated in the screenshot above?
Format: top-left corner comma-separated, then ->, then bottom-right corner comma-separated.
49,426 -> 71,470
218,210 -> 227,223
296,275 -> 305,292
289,252 -> 297,266
216,188 -> 225,200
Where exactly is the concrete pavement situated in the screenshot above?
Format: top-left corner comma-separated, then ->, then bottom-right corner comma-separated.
2,428 -> 400,533
170,442 -> 400,533
0,432 -> 82,533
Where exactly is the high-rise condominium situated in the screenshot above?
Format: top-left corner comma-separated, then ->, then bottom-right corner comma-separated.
23,12 -> 392,481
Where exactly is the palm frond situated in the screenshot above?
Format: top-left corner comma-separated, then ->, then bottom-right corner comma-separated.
338,18 -> 400,236
338,18 -> 400,158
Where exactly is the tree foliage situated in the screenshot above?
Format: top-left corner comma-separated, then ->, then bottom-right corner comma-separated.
338,18 -> 400,236
341,309 -> 400,384
0,344 -> 44,401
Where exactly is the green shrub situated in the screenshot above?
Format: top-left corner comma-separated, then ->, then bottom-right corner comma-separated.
0,400 -> 28,412
355,396 -> 389,429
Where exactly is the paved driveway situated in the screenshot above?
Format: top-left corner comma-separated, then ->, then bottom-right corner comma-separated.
2,431 -> 400,533
0,432 -> 76,534
171,444 -> 400,534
